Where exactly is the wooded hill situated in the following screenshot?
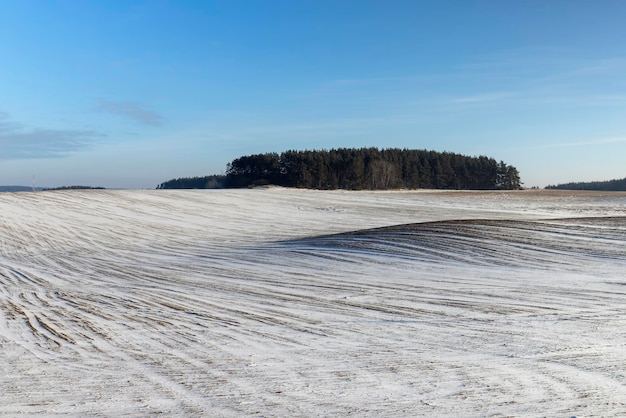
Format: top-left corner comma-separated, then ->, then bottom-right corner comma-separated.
157,148 -> 522,190
546,177 -> 626,191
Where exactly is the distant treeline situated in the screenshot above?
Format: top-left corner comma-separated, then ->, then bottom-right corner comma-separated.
157,148 -> 522,190
546,177 -> 626,191
0,185 -> 105,192
44,186 -> 106,191
0,186 -> 36,192
156,175 -> 226,190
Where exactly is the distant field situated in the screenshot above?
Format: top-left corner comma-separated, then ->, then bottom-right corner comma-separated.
1,189 -> 625,416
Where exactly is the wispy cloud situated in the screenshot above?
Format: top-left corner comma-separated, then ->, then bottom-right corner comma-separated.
96,99 -> 164,126
445,92 -> 514,104
0,112 -> 104,160
532,93 -> 626,108
540,136 -> 626,149
324,74 -> 429,87
555,58 -> 626,78
0,111 -> 18,131
456,49 -> 626,99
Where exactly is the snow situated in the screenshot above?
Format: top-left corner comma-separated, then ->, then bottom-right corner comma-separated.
0,188 -> 625,416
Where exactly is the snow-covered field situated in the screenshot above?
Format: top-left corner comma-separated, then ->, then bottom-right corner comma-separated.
1,188 -> 625,416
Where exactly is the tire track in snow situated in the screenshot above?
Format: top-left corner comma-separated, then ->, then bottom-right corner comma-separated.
0,189 -> 625,416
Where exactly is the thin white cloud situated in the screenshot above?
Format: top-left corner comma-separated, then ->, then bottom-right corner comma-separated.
457,50 -> 626,97
513,136 -> 626,152
96,99 -> 164,126
542,136 -> 626,149
325,74 -> 428,87
533,94 -> 626,108
556,58 -> 626,78
446,92 -> 514,104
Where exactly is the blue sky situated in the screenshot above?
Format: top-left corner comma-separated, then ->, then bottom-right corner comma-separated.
1,0 -> 625,188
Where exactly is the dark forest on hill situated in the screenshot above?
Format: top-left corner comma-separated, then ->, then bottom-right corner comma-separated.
157,148 -> 522,191
546,177 -> 626,191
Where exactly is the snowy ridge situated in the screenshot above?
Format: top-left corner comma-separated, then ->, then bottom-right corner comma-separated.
283,217 -> 626,269
1,189 -> 625,416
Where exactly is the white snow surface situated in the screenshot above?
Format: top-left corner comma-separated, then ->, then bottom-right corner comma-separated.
1,188 -> 625,416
